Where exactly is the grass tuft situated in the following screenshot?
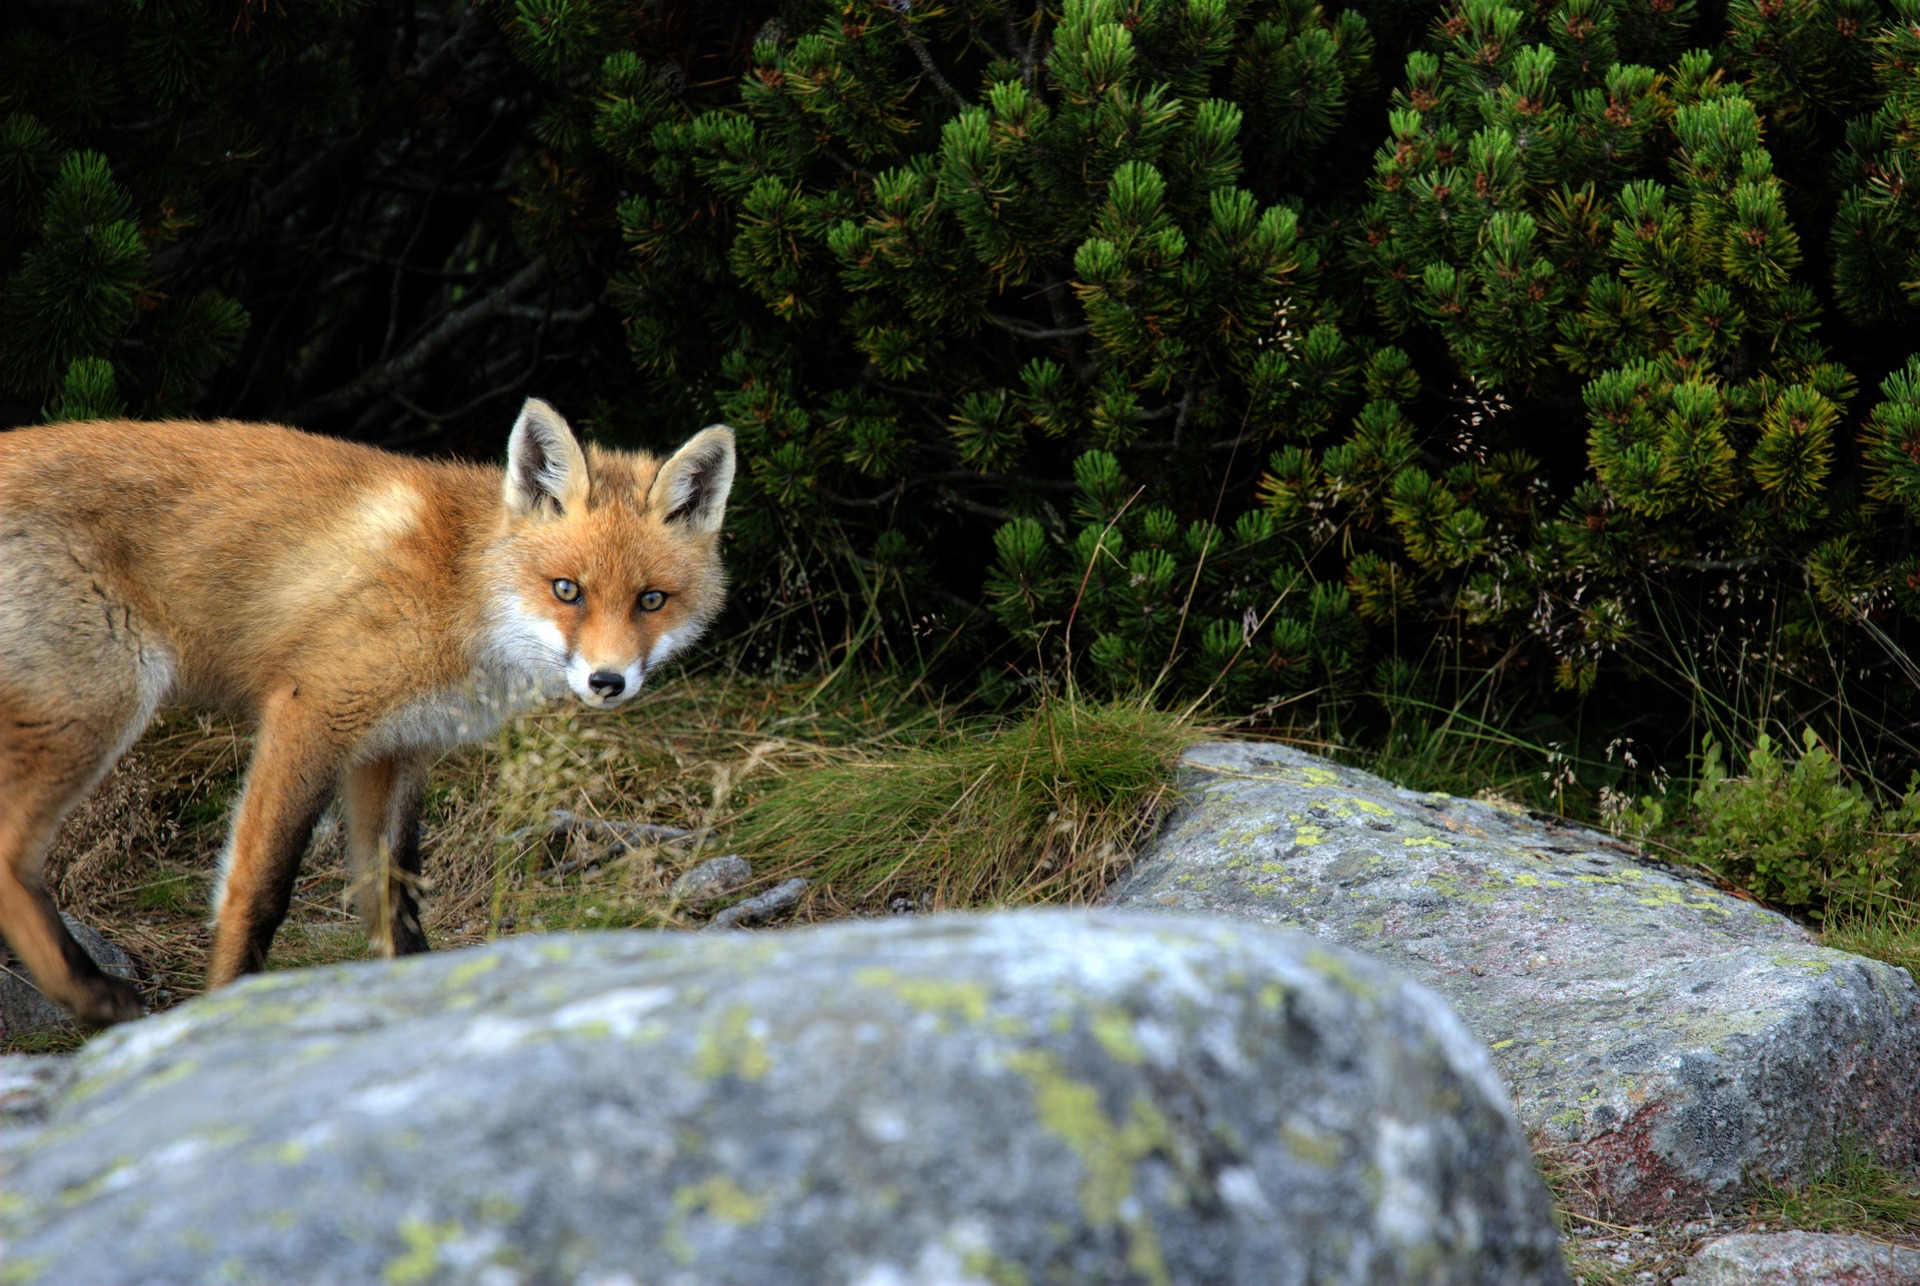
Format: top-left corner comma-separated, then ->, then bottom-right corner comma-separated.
1820,907 -> 1920,978
728,700 -> 1198,913
1746,1140 -> 1920,1240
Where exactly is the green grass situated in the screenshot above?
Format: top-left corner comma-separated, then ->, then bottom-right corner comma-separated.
133,872 -> 202,915
1747,1140 -> 1920,1240
0,1028 -> 88,1056
266,924 -> 372,973
1821,909 -> 1920,978
728,699 -> 1197,913
1355,698 -> 1565,810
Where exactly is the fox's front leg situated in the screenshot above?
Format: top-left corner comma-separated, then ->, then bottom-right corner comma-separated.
206,691 -> 343,989
341,754 -> 431,957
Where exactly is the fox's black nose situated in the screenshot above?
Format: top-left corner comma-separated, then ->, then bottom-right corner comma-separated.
588,670 -> 626,698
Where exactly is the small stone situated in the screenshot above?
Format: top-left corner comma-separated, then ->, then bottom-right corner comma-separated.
704,878 -> 808,931
669,855 -> 752,903
1674,1231 -> 1920,1285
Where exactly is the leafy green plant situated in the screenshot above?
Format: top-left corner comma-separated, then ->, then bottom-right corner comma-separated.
1683,728 -> 1920,916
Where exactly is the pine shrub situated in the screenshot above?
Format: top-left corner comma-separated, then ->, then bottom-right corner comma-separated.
15,0 -> 1920,784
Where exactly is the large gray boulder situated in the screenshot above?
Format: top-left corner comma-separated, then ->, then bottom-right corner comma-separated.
0,911 -> 1568,1285
1108,742 -> 1920,1220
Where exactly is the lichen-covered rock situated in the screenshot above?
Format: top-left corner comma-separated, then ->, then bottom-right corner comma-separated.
0,911 -> 1568,1286
1672,1231 -> 1920,1284
1,916 -> 139,1041
1108,743 -> 1920,1220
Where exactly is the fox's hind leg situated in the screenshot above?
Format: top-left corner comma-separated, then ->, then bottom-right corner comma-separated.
341,754 -> 431,957
0,668 -> 165,1028
0,527 -> 170,1025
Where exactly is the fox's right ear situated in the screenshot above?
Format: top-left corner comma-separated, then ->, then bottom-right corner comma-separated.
504,398 -> 590,518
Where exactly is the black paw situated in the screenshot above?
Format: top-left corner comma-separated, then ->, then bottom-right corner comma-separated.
70,973 -> 147,1029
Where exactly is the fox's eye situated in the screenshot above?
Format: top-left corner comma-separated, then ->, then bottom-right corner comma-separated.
638,589 -> 667,612
552,578 -> 581,604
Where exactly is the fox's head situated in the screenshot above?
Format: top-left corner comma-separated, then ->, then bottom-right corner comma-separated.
490,399 -> 736,708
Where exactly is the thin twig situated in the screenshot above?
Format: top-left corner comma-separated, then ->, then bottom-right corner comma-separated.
986,313 -> 1091,341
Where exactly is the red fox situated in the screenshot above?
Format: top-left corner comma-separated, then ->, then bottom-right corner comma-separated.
0,399 -> 735,1027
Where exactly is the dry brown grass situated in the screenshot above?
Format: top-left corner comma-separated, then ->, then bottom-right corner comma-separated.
17,670 -> 946,1032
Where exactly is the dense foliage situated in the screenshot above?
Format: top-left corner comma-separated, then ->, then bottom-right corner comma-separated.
10,0 -> 1920,784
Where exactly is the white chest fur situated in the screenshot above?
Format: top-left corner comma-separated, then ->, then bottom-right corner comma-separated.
357,597 -> 572,760
358,673 -> 562,761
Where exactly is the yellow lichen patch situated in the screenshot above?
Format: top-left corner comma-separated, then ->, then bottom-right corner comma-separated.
693,1003 -> 772,1081
56,1157 -> 133,1209
446,954 -> 504,988
1303,947 -> 1378,1000
855,968 -> 992,1029
64,1051 -> 199,1108
384,1216 -> 462,1286
673,1176 -> 767,1225
963,1247 -> 1032,1286
1090,1010 -> 1143,1064
1193,762 -> 1340,788
660,1182 -> 764,1266
1293,824 -> 1327,847
1003,1049 -> 1172,1286
1402,836 -> 1451,850
1281,1123 -> 1344,1170
0,1257 -> 48,1285
1769,954 -> 1833,974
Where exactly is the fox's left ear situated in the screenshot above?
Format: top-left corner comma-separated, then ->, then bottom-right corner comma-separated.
648,425 -> 736,534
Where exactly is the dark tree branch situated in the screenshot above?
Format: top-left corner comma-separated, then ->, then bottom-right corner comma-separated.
894,14 -> 972,114
501,302 -> 596,323
289,256 -> 551,423
985,312 -> 1090,340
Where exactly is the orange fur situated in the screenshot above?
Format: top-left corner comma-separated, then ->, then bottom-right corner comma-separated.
0,399 -> 735,1026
